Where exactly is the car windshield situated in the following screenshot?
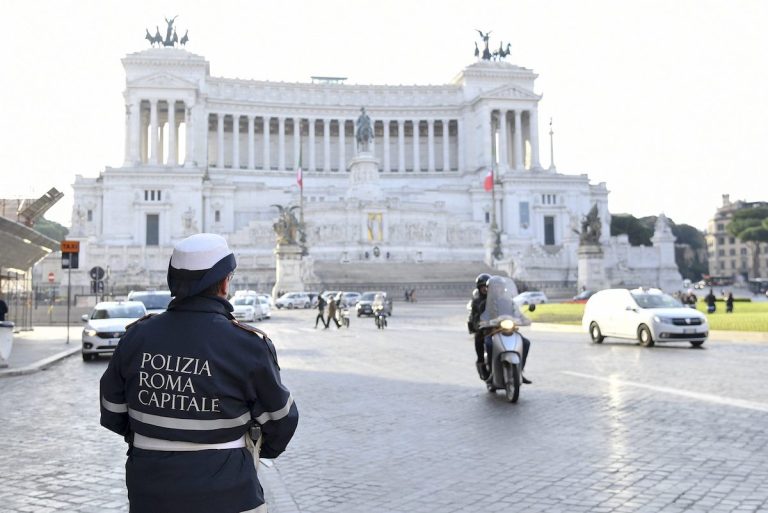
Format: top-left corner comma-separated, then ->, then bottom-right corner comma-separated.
130,293 -> 172,309
92,305 -> 145,319
631,292 -> 683,309
233,297 -> 255,306
361,293 -> 377,301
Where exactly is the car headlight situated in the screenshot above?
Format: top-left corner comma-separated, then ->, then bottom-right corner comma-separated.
84,329 -> 97,337
653,316 -> 673,324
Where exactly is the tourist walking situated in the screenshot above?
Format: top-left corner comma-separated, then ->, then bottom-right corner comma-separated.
705,288 -> 717,314
725,292 -> 734,313
315,292 -> 328,328
327,295 -> 341,328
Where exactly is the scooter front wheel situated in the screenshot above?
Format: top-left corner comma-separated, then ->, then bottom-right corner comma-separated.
503,363 -> 521,403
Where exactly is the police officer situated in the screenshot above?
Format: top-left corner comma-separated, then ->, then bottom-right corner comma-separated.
100,233 -> 298,513
469,273 -> 532,384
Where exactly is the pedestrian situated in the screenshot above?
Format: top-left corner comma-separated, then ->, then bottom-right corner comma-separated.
726,292 -> 734,313
705,288 -> 717,314
404,289 -> 410,302
327,295 -> 341,328
409,288 -> 416,302
315,292 -> 328,328
0,296 -> 7,321
100,233 -> 298,513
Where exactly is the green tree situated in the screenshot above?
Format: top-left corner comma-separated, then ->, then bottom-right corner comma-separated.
727,206 -> 768,279
33,217 -> 69,242
610,214 -> 652,246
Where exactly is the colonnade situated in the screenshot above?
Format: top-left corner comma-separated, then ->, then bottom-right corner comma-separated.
127,99 -> 193,166
206,115 -> 464,173
491,108 -> 541,171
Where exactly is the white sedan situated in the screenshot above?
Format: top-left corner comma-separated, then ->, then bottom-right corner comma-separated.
81,301 -> 147,361
582,288 -> 709,348
513,291 -> 548,305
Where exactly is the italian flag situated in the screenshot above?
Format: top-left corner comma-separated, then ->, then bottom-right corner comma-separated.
483,167 -> 493,192
296,147 -> 303,190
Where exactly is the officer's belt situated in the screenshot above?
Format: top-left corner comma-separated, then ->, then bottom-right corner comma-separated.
133,433 -> 246,451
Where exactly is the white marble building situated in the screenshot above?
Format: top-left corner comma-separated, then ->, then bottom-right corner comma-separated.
66,45 -> 680,295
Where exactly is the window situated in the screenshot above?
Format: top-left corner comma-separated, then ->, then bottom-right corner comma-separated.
719,261 -> 724,270
87,210 -> 93,222
215,210 -> 221,223
144,190 -> 162,202
718,249 -> 724,257
730,237 -> 735,244
146,214 -> 159,246
484,211 -> 490,224
519,202 -> 530,228
544,216 -> 555,245
730,249 -> 736,256
717,237 -> 724,245
717,223 -> 724,231
741,248 -> 747,255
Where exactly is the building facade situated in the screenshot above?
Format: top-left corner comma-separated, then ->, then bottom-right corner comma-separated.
706,194 -> 768,281
65,45 -> 680,295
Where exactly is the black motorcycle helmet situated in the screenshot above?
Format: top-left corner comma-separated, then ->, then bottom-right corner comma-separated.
475,273 -> 491,288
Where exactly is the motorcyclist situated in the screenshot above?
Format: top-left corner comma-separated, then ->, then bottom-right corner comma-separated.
469,273 -> 532,384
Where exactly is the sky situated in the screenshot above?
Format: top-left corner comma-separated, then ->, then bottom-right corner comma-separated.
1,0 -> 767,231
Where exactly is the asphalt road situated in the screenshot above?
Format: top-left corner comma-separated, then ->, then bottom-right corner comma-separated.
0,301 -> 766,512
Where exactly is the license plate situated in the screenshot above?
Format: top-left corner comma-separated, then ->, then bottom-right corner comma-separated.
683,329 -> 694,334
109,339 -> 119,346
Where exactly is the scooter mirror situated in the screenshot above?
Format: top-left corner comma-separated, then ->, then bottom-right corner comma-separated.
528,304 -> 536,312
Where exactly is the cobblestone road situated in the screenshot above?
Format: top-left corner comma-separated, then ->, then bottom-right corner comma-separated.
1,301 -> 767,512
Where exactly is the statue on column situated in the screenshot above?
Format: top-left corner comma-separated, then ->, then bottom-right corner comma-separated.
272,205 -> 303,246
355,107 -> 374,153
578,203 -> 602,245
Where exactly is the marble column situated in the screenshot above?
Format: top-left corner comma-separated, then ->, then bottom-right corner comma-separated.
129,99 -> 141,165
278,117 -> 285,171
530,108 -> 541,169
338,119 -> 345,171
149,100 -> 159,165
262,116 -> 271,170
217,113 -> 225,168
293,117 -> 301,170
397,120 -> 405,172
184,103 -> 194,166
412,120 -> 420,172
167,100 -> 177,166
427,119 -> 435,172
383,120 -> 390,172
140,106 -> 148,164
308,118 -> 316,171
232,114 -> 240,169
247,116 -> 255,169
498,110 -> 508,171
323,119 -> 330,171
441,119 -> 450,171
513,110 -> 523,170
457,118 -> 465,172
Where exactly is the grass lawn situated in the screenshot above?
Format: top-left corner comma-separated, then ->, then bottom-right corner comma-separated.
526,301 -> 768,332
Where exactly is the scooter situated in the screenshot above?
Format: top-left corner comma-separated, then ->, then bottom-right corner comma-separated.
478,276 -> 534,403
373,306 -> 387,329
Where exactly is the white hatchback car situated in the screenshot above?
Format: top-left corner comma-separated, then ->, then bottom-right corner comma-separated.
81,301 -> 147,361
275,292 -> 311,309
582,288 -> 709,348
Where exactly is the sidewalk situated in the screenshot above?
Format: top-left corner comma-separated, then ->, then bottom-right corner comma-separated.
0,326 -> 80,378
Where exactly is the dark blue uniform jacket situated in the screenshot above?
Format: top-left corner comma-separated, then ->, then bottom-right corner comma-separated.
100,295 -> 299,513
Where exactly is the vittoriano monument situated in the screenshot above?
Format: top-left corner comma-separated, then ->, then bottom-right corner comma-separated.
474,30 -> 511,61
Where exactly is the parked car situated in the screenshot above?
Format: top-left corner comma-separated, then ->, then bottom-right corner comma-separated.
566,290 -> 596,303
256,293 -> 274,307
513,291 -> 548,305
340,291 -> 361,307
126,290 -> 172,314
81,301 -> 147,361
307,292 -> 320,308
582,288 -> 709,348
275,292 -> 311,309
356,291 -> 393,317
231,294 -> 264,322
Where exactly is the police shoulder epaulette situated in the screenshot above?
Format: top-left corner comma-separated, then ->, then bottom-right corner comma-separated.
125,314 -> 154,330
231,319 -> 270,340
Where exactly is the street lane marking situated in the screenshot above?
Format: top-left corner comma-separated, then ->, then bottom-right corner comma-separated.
563,371 -> 768,413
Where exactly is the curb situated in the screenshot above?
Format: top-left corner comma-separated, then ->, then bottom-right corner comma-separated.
0,346 -> 81,378
529,323 -> 768,342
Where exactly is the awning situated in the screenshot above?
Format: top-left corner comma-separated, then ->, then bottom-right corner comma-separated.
0,217 -> 59,272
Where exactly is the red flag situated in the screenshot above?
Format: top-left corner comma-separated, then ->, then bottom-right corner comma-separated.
483,168 -> 493,192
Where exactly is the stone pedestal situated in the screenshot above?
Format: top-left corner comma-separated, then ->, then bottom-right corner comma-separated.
347,152 -> 383,201
272,244 -> 305,298
578,244 -> 608,291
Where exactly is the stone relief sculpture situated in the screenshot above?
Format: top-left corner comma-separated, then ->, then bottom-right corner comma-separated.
579,203 -> 602,245
181,207 -> 198,234
272,205 -> 302,245
355,107 -> 373,153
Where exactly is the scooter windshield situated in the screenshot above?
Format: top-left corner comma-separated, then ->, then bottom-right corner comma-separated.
480,276 -> 522,324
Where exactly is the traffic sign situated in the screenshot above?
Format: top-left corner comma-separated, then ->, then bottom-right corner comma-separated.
61,240 -> 80,253
89,266 -> 105,281
48,272 -> 55,283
